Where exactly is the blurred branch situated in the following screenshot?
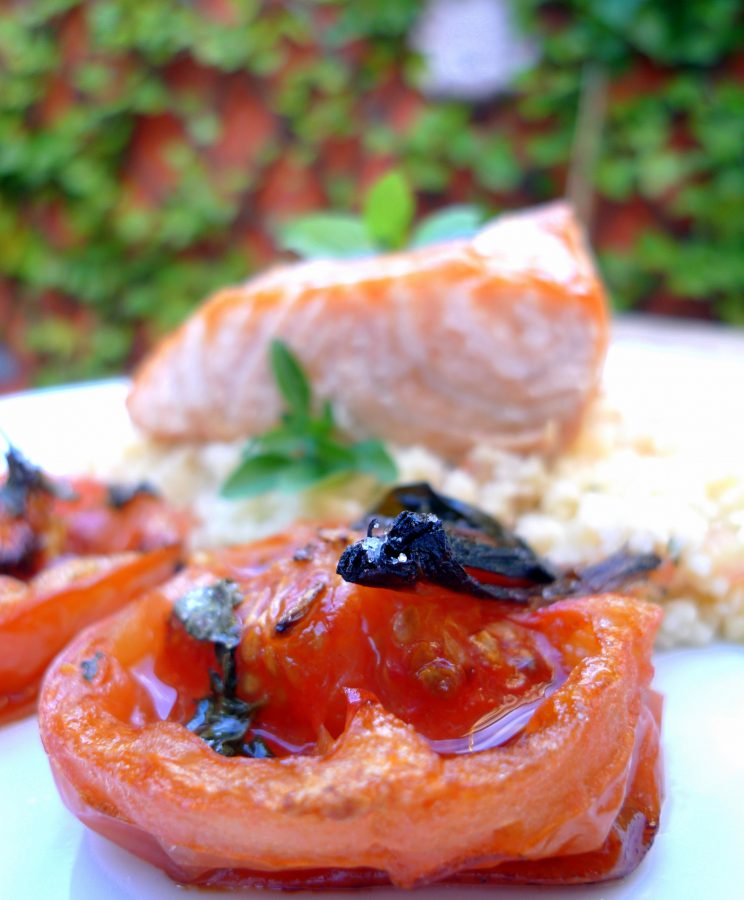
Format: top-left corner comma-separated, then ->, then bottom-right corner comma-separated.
566,63 -> 607,234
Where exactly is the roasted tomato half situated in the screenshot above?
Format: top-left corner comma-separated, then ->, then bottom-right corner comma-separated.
39,523 -> 662,889
0,451 -> 190,720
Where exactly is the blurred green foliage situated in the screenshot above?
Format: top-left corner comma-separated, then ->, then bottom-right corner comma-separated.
0,0 -> 742,385
277,169 -> 484,258
516,0 -> 744,321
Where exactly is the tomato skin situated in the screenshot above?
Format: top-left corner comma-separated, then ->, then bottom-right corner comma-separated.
39,525 -> 663,889
48,695 -> 662,889
0,548 -> 182,721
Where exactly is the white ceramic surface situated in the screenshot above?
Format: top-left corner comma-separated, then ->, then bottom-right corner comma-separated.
1,318 -> 744,899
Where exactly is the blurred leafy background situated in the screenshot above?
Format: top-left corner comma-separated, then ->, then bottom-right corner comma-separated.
1,0 -> 743,390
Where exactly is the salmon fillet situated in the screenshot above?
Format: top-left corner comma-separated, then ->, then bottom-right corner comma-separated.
127,203 -> 608,458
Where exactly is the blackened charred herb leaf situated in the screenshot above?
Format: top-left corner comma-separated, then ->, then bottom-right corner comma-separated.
579,550 -> 662,593
445,532 -> 558,584
337,511 -> 526,601
244,736 -> 274,758
0,519 -> 37,577
173,579 -> 243,648
0,444 -> 76,517
186,666 -> 259,757
80,651 -> 104,682
106,481 -> 159,509
338,508 -> 662,606
365,483 -> 557,584
544,551 -> 662,601
368,482 -> 532,550
1,444 -> 78,576
292,543 -> 316,562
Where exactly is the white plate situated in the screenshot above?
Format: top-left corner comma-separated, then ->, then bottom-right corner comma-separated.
1,318 -> 744,899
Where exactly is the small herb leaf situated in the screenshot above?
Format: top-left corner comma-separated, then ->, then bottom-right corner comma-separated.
276,213 -> 376,260
173,580 -> 243,648
80,651 -> 104,682
274,457 -> 339,491
173,580 -> 261,757
187,691 -> 257,757
350,439 -> 398,482
221,452 -> 295,499
270,339 -> 311,418
363,169 -> 415,250
410,205 -> 485,248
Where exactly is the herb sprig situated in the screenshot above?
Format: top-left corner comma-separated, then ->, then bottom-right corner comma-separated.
221,340 -> 397,500
173,579 -> 271,758
277,169 -> 485,259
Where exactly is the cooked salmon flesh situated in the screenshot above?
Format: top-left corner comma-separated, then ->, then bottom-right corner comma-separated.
128,203 -> 608,458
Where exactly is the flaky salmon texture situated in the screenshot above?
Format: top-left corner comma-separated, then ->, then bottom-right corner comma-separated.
39,525 -> 663,891
127,203 -> 608,458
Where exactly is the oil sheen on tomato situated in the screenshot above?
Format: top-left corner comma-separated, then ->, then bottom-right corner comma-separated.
131,531 -> 563,756
246,583 -> 561,753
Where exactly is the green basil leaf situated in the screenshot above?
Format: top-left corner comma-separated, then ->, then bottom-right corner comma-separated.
363,169 -> 415,250
248,427 -> 308,458
275,459 -> 342,491
276,213 -> 376,259
270,339 -> 311,418
350,439 -> 398,483
319,399 -> 335,431
220,452 -> 295,499
410,205 -> 485,248
302,401 -> 335,441
311,436 -> 359,468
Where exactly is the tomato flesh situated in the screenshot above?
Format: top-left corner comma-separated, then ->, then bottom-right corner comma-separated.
147,531 -> 564,755
247,587 -> 561,751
